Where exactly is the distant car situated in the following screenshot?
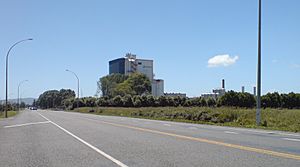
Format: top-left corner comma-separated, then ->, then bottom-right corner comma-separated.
30,107 -> 37,110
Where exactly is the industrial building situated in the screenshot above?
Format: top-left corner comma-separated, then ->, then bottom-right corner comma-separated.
164,93 -> 187,98
201,79 -> 226,99
109,53 -> 153,80
109,53 -> 164,97
152,79 -> 164,97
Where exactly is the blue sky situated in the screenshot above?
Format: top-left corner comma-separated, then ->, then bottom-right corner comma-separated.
0,0 -> 299,99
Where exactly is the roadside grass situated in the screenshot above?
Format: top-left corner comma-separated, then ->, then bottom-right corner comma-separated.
70,107 -> 300,133
0,111 -> 18,119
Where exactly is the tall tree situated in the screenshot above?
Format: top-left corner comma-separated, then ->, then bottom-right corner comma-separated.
37,89 -> 75,109
97,73 -> 128,97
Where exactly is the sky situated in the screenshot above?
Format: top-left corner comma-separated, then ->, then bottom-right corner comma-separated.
0,0 -> 299,99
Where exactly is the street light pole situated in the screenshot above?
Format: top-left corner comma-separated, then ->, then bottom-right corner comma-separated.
66,69 -> 80,108
18,80 -> 28,111
5,38 -> 33,118
256,0 -> 262,125
66,69 -> 80,98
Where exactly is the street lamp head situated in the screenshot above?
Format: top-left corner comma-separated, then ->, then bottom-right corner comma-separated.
66,69 -> 69,72
27,38 -> 33,41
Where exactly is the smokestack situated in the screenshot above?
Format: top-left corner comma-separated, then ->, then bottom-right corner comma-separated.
253,86 -> 256,96
222,79 -> 225,89
242,86 -> 245,93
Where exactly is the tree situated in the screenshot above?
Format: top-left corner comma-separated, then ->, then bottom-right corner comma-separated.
126,73 -> 151,96
238,93 -> 256,108
114,81 -> 133,97
123,95 -> 134,107
158,96 -> 168,107
97,97 -> 110,107
133,95 -> 142,107
112,95 -> 123,107
97,73 -> 128,97
97,72 -> 151,98
217,91 -> 255,108
207,98 -> 216,107
200,98 -> 207,107
37,89 -> 76,109
146,95 -> 156,107
20,102 -> 26,108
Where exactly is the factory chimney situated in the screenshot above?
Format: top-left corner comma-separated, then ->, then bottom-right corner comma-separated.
222,79 -> 225,89
242,86 -> 245,93
253,86 -> 257,96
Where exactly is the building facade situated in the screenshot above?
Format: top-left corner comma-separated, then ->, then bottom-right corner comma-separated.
152,79 -> 164,97
109,58 -> 126,75
109,53 -> 164,97
109,53 -> 154,81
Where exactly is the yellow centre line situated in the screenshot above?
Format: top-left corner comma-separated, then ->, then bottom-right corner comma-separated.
92,119 -> 300,161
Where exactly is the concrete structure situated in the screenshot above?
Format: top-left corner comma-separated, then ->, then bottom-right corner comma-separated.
253,86 -> 257,96
201,79 -> 226,99
152,79 -> 164,97
201,93 -> 218,99
109,53 -> 153,80
212,88 -> 226,96
242,86 -> 245,93
164,93 -> 187,98
109,53 -> 164,97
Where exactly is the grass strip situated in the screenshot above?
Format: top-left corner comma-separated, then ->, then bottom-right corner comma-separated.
68,107 -> 300,132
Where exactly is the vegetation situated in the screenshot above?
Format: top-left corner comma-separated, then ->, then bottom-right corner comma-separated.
70,107 -> 300,132
97,73 -> 151,97
0,103 -> 18,118
0,111 -> 17,119
36,89 -> 75,109
34,73 -> 300,132
61,92 -> 300,109
0,103 -> 18,112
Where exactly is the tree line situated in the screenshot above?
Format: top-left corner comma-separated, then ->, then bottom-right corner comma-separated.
35,73 -> 300,110
35,91 -> 300,110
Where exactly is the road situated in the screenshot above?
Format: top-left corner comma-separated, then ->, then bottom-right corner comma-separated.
1,109 -> 300,167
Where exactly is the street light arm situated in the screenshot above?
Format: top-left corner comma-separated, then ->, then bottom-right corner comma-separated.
66,69 -> 80,99
6,38 -> 33,61
18,80 -> 29,88
66,70 -> 79,81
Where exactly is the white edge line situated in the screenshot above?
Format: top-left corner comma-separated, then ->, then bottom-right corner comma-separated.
282,138 -> 300,142
224,131 -> 239,134
37,112 -> 128,167
4,121 -> 50,128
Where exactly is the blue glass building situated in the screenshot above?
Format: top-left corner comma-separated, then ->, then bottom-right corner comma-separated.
109,58 -> 125,74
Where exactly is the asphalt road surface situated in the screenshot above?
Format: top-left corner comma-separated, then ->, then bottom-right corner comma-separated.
1,109 -> 300,167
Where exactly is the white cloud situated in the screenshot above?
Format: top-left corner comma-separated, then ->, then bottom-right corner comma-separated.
208,54 -> 239,67
290,63 -> 300,69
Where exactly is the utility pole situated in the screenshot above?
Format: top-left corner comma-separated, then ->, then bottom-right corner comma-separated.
18,80 -> 28,111
256,0 -> 262,125
66,69 -> 80,108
